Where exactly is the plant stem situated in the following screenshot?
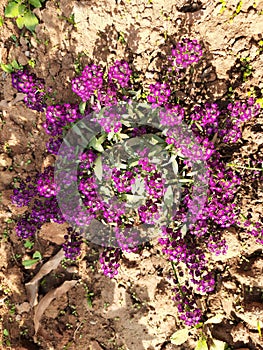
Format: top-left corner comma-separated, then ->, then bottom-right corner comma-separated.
227,163 -> 263,171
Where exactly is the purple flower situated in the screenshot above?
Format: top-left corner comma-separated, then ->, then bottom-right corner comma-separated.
71,64 -> 104,102
108,60 -> 132,88
11,70 -> 47,111
168,38 -> 203,70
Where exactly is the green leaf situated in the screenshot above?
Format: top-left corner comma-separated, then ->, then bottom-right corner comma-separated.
5,2 -> 26,18
170,328 -> 189,345
24,239 -> 34,249
210,339 -> 226,350
124,194 -> 144,204
163,185 -> 174,206
256,98 -> 263,108
79,101 -> 86,115
131,176 -> 145,195
22,258 -> 39,267
94,155 -> 102,181
3,329 -> 9,337
29,0 -> 42,8
107,131 -> 115,141
204,314 -> 224,324
0,63 -> 13,73
33,251 -> 42,260
22,10 -> 39,32
89,136 -> 104,152
195,337 -> 208,350
118,133 -> 129,139
97,133 -> 107,145
11,59 -> 21,69
0,16 -> 4,26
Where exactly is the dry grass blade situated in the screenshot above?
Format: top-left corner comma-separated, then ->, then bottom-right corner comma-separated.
25,249 -> 65,307
34,280 -> 78,335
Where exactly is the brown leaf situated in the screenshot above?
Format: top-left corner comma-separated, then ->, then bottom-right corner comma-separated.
34,280 -> 77,335
25,249 -> 65,307
0,93 -> 26,109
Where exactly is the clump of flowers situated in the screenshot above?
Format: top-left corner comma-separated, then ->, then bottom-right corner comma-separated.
108,59 -> 132,88
11,70 -> 47,111
10,39 -> 262,328
168,38 -> 203,70
71,64 -> 104,102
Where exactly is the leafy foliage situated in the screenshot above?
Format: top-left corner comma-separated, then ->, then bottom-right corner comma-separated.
4,0 -> 45,32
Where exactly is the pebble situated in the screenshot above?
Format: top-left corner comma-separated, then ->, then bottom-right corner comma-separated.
0,153 -> 12,168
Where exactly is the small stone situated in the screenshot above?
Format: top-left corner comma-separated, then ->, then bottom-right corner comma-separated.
16,302 -> 31,314
0,154 -> 12,168
223,281 -> 236,290
39,222 -> 69,245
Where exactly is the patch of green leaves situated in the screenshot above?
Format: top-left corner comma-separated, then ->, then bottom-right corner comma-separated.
229,0 -> 243,21
240,56 -> 253,81
219,0 -> 227,14
0,59 -> 23,73
22,250 -> 42,267
23,239 -> 34,249
4,0 -> 44,32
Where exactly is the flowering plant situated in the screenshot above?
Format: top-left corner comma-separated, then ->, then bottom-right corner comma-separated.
11,38 -> 262,327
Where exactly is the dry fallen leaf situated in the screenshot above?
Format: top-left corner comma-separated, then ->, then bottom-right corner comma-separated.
25,249 -> 65,307
0,93 -> 26,108
34,280 -> 77,335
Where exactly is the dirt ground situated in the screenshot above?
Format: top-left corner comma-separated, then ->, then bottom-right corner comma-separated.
0,0 -> 263,349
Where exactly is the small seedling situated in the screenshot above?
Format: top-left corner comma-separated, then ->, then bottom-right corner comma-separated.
3,328 -> 11,346
22,250 -> 42,267
23,239 -> 34,249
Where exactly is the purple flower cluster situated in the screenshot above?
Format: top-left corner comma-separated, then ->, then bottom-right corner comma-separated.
168,38 -> 203,70
99,247 -> 121,278
108,60 -> 132,88
243,217 -> 263,244
71,60 -> 132,110
220,98 -> 261,143
173,284 -> 202,326
31,197 -> 65,224
147,82 -> 171,107
13,167 -> 65,239
95,108 -> 122,133
71,64 -> 104,102
10,37 -> 263,328
12,176 -> 38,207
159,227 -> 215,293
11,70 -> 47,111
16,213 -> 41,239
190,103 -> 220,136
159,105 -> 185,126
43,104 -> 83,136
111,168 -> 136,193
138,199 -> 160,224
62,228 -> 83,260
36,166 -> 57,198
46,137 -> 63,155
115,226 -> 140,253
78,149 -> 97,173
